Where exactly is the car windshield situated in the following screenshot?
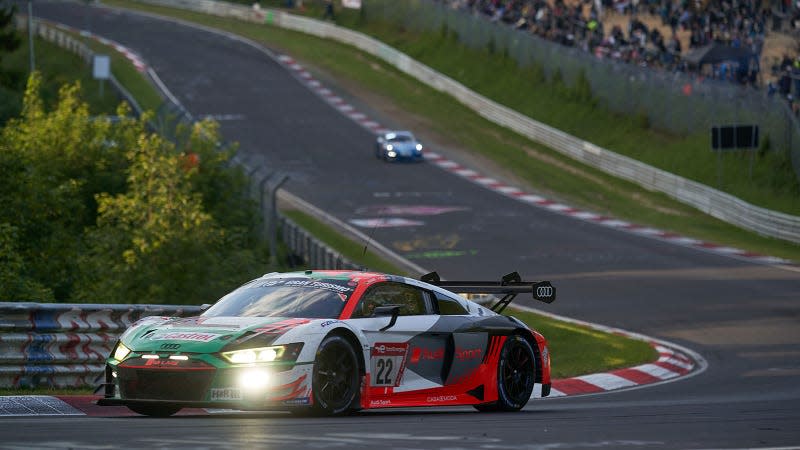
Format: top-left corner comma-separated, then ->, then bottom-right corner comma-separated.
387,134 -> 413,142
202,278 -> 354,319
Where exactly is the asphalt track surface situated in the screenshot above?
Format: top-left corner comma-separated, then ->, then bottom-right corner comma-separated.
5,2 -> 799,448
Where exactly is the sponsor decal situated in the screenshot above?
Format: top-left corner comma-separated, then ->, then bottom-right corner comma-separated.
455,347 -> 482,360
151,332 -> 220,342
427,395 -> 457,403
536,285 -> 554,298
369,399 -> 391,407
409,347 -> 444,364
320,320 -> 341,328
282,397 -> 310,406
249,279 -> 353,294
160,343 -> 181,350
144,358 -> 179,367
371,343 -> 409,357
210,388 -> 242,401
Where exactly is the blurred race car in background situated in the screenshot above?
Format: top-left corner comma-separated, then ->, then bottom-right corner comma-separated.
375,131 -> 425,162
99,270 -> 556,416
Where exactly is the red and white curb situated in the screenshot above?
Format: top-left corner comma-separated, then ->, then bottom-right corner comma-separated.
518,303 -> 707,399
274,54 -> 789,267
0,338 -> 701,416
51,21 -> 148,73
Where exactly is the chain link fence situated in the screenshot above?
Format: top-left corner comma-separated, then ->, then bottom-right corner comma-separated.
364,0 -> 800,181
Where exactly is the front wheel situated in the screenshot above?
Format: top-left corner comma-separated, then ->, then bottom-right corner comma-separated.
474,335 -> 536,412
127,404 -> 182,417
310,335 -> 360,416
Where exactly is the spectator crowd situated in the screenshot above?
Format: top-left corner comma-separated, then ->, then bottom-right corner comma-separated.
439,0 -> 800,112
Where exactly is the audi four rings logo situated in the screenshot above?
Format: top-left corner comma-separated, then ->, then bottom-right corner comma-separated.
160,343 -> 181,350
536,286 -> 554,297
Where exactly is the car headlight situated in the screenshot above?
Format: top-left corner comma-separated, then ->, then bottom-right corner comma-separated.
113,342 -> 131,362
221,343 -> 303,364
387,151 -> 397,157
415,143 -> 423,151
386,144 -> 393,151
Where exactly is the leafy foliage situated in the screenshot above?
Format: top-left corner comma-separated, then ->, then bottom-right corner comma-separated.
1,73 -> 268,304
0,2 -> 22,124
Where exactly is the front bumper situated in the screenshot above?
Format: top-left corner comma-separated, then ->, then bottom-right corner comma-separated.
100,361 -> 313,409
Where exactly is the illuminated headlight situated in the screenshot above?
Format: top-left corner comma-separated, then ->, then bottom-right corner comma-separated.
387,151 -> 397,158
415,143 -> 423,151
222,346 -> 281,364
239,369 -> 270,390
113,343 -> 131,362
386,144 -> 393,151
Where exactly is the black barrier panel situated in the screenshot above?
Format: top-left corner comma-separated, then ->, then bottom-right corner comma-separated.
712,125 -> 759,150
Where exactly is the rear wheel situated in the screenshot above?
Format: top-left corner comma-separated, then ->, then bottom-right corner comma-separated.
310,335 -> 360,416
474,335 -> 536,412
127,404 -> 182,417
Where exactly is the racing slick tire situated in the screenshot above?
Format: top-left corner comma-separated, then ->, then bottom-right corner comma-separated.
127,404 -> 182,417
308,334 -> 360,416
474,334 -> 536,412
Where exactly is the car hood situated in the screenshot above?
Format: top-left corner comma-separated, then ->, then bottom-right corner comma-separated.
390,141 -> 418,154
120,316 -> 312,353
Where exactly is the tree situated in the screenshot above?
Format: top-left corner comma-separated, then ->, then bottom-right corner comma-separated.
0,2 -> 23,124
0,73 -> 132,299
1,73 -> 267,304
76,123 -> 264,304
0,223 -> 53,300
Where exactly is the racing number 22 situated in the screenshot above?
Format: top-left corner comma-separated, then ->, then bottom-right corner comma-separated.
375,358 -> 393,385
370,354 -> 404,387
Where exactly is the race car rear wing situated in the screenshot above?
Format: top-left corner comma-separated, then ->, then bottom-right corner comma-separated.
420,271 -> 555,314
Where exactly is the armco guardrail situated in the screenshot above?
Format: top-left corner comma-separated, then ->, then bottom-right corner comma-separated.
280,216 -> 361,271
131,0 -> 800,244
0,303 -> 201,388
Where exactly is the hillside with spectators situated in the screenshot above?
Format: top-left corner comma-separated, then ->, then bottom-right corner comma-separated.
444,0 -> 799,110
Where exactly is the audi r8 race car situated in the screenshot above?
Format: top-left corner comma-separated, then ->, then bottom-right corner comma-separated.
98,270 -> 556,416
375,131 -> 424,162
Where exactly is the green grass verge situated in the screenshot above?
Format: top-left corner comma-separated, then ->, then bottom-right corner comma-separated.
105,0 -> 800,262
1,36 -> 121,118
1,26 -> 162,118
282,209 -> 408,275
507,307 -> 657,378
77,34 -> 163,113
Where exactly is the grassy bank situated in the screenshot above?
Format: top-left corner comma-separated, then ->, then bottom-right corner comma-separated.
1,36 -> 121,120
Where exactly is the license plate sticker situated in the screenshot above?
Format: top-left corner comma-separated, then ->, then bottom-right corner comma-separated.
210,388 -> 242,401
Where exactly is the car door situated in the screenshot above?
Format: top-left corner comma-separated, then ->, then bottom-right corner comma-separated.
348,281 -> 450,391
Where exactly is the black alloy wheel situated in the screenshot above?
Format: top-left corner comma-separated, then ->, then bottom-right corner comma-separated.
475,334 -> 536,412
310,335 -> 360,415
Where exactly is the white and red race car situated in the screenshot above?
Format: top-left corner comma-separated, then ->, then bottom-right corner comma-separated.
99,270 -> 555,416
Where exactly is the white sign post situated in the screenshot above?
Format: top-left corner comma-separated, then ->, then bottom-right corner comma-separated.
92,54 -> 110,98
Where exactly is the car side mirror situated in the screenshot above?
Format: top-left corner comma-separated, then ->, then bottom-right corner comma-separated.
372,305 -> 401,331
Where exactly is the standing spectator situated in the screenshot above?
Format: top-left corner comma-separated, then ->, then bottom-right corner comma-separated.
323,0 -> 335,21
